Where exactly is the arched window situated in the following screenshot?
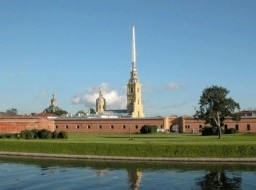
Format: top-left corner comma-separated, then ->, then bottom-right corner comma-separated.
247,124 -> 251,131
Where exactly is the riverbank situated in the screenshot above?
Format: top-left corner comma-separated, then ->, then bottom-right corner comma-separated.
1,151 -> 256,162
1,133 -> 256,160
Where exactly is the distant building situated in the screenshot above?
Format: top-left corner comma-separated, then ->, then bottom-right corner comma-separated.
96,90 -> 106,114
239,110 -> 256,117
43,94 -> 67,115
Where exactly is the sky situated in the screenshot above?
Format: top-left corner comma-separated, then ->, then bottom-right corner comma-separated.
0,0 -> 256,117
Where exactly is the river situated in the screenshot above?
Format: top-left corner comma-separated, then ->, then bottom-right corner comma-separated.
0,157 -> 255,189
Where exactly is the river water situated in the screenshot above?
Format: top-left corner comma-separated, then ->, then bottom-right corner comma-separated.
0,157 -> 255,190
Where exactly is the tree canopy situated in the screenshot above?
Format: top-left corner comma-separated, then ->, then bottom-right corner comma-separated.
194,85 -> 240,138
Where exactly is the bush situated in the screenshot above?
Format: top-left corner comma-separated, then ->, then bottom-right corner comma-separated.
20,130 -> 34,139
201,126 -> 219,136
37,129 -> 52,139
31,129 -> 40,139
58,131 -> 68,139
225,128 -> 236,134
0,134 -> 17,138
52,131 -> 59,139
140,125 -> 158,134
19,129 -> 68,139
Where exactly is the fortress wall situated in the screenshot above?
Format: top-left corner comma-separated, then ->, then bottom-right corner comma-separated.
183,117 -> 256,133
0,116 -> 255,134
54,118 -> 165,133
0,117 -> 55,133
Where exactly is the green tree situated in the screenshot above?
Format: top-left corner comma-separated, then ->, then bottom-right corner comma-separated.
6,108 -> 17,115
54,110 -> 68,116
194,85 -> 240,139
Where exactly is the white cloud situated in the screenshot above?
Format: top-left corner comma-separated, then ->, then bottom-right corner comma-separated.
72,83 -> 126,110
167,82 -> 184,91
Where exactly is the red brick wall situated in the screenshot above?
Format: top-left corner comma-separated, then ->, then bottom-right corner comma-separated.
0,116 -> 255,134
54,118 -> 165,133
0,117 -> 55,133
183,117 -> 256,133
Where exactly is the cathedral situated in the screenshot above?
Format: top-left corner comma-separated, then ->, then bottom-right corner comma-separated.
43,94 -> 67,115
1,26 -> 256,134
96,26 -> 145,118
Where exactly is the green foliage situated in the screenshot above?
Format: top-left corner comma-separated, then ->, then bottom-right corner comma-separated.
0,140 -> 255,158
0,133 -> 17,139
6,108 -> 18,115
54,110 -> 68,116
1,133 -> 256,158
52,131 -> 59,139
19,129 -> 68,139
194,85 -> 240,138
201,126 -> 219,136
20,130 -> 34,139
140,125 -> 158,134
225,128 -> 236,134
58,131 -> 68,139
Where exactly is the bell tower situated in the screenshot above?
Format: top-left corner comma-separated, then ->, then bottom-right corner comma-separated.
127,26 -> 145,118
96,89 -> 106,114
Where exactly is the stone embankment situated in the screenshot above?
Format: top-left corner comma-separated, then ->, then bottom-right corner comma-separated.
1,151 -> 256,162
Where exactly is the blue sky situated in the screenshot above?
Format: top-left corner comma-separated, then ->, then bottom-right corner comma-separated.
1,0 -> 256,116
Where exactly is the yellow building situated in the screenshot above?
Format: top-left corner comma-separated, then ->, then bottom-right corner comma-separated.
96,90 -> 106,114
127,26 -> 145,118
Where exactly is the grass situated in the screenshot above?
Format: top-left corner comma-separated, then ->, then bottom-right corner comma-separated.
0,133 -> 256,158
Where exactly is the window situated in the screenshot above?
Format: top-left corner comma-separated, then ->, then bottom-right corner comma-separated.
87,125 -> 91,129
56,125 -> 58,129
123,125 -> 126,129
76,125 -> 80,129
224,125 -> 228,131
65,125 -> 68,129
99,125 -> 102,129
247,124 -> 251,131
135,125 -> 138,129
111,125 -> 114,129
199,125 -> 202,129
131,87 -> 133,93
235,124 -> 239,131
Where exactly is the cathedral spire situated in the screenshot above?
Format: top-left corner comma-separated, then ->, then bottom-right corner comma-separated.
132,25 -> 136,69
130,26 -> 138,83
127,26 -> 144,118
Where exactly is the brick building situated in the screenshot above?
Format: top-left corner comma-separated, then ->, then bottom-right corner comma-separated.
0,115 -> 255,134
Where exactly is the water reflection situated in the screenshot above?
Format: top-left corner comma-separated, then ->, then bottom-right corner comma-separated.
128,169 -> 142,190
195,171 -> 241,190
0,156 -> 255,190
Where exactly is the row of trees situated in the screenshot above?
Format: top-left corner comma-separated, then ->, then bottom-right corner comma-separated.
19,129 -> 67,139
